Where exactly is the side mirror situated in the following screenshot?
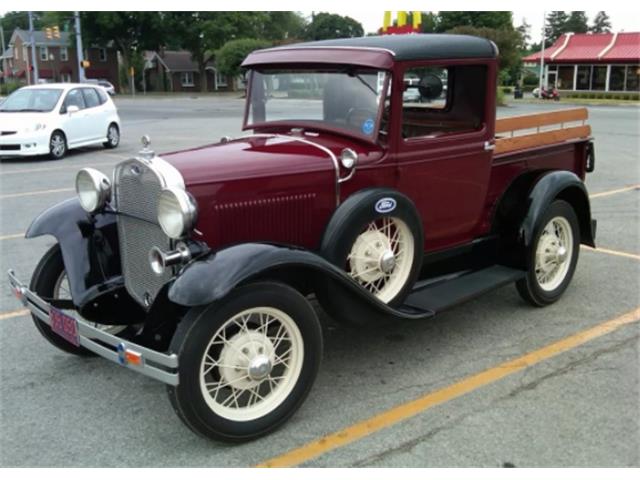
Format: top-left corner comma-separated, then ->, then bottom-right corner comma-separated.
417,74 -> 444,100
67,105 -> 80,115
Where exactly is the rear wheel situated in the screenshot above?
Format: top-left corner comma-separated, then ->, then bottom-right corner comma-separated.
49,130 -> 67,160
516,200 -> 580,306
167,282 -> 322,442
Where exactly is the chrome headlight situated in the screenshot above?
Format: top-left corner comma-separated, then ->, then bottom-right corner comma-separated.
75,168 -> 111,213
157,187 -> 197,239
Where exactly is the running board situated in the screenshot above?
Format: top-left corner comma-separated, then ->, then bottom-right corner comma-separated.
402,265 -> 526,314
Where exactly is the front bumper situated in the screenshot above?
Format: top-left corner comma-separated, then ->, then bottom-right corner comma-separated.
7,269 -> 179,385
0,131 -> 50,157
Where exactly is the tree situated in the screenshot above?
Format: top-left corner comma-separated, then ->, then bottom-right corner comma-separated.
545,11 -> 569,45
419,12 -> 439,33
304,12 -> 363,40
437,12 -> 514,32
216,38 -> 272,80
516,18 -> 531,51
564,11 -> 589,34
590,11 -> 612,33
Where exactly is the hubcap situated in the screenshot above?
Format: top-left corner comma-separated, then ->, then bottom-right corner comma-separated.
347,217 -> 414,303
199,307 -> 304,421
51,135 -> 65,156
108,126 -> 119,145
535,216 -> 573,292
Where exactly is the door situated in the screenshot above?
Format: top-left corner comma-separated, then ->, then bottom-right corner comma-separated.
60,88 -> 90,145
81,87 -> 108,142
395,62 -> 495,252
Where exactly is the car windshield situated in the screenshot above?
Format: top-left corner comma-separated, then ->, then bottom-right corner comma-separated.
0,88 -> 63,112
247,68 -> 389,139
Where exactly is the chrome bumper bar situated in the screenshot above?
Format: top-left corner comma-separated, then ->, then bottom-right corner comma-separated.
7,269 -> 179,386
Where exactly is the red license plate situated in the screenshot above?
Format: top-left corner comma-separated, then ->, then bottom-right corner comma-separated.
49,307 -> 80,347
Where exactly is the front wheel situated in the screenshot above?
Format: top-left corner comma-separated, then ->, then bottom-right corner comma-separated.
103,123 -> 120,149
167,282 -> 323,442
516,200 -> 580,307
49,130 -> 67,160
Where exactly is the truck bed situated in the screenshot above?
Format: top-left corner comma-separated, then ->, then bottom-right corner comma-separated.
494,107 -> 591,155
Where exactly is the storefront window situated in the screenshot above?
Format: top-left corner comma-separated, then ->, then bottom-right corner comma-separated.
558,66 -> 574,90
591,66 -> 607,90
626,66 -> 640,91
609,66 -> 626,91
576,66 -> 591,90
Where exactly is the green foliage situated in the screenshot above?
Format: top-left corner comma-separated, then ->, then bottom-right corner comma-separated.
564,12 -> 589,34
437,12 -> 514,32
216,38 -> 271,78
545,11 -> 570,45
0,79 -> 21,95
446,25 -> 523,74
590,11 -> 612,33
304,12 -> 363,40
419,12 -> 439,33
496,87 -> 506,106
564,91 -> 640,101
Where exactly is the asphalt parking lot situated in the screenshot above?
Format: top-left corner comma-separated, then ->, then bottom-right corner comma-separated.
0,95 -> 638,467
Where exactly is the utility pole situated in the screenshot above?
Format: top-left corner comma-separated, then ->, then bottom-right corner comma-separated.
74,11 -> 86,82
28,11 -> 39,84
539,11 -> 546,93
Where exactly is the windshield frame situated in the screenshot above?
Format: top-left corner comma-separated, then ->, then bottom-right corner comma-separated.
0,87 -> 64,113
242,66 -> 390,144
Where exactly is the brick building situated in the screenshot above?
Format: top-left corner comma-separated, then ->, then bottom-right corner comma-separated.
0,28 -> 120,91
523,32 -> 640,94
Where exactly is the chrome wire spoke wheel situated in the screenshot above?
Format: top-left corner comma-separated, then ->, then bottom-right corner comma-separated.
199,307 -> 304,421
347,216 -> 415,303
53,271 -> 125,335
107,125 -> 119,146
534,216 -> 573,292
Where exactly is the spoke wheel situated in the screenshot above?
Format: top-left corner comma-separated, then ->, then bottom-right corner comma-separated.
347,216 -> 415,304
534,216 -> 573,292
199,307 -> 303,421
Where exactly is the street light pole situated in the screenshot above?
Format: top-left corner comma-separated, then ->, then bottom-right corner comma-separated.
28,11 -> 39,84
74,11 -> 86,82
539,11 -> 546,93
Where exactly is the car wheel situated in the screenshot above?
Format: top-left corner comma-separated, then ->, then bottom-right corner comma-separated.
103,123 -> 120,149
321,191 -> 423,306
49,130 -> 67,160
516,200 -> 580,307
167,282 -> 322,442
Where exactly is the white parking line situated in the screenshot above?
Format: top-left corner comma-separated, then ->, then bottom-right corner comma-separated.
0,188 -> 74,200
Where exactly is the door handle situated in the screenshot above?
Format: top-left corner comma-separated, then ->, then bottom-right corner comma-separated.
484,141 -> 495,151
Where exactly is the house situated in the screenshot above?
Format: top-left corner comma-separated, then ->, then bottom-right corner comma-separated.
523,32 -> 640,94
143,50 -> 240,92
0,28 -> 119,91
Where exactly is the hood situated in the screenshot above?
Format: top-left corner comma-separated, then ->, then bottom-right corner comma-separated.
162,132 -> 383,188
0,112 -> 49,131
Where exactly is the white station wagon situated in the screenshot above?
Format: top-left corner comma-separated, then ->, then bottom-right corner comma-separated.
0,83 -> 121,160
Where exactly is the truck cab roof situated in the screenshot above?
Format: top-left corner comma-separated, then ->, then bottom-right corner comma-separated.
243,34 -> 499,70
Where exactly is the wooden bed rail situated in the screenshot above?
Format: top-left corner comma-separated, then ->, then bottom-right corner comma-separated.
494,107 -> 591,155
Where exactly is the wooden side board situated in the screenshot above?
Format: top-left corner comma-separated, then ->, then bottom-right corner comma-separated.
495,125 -> 591,154
495,108 -> 589,134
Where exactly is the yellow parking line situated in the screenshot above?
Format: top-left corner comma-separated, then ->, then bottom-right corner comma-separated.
0,233 -> 24,241
257,307 -> 640,467
590,184 -> 640,199
582,245 -> 640,261
0,308 -> 29,321
0,188 -> 73,200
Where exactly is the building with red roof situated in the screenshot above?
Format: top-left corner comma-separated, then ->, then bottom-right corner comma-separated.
523,32 -> 639,93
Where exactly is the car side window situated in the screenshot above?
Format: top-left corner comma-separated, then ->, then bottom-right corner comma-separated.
96,88 -> 109,104
62,88 -> 86,112
82,88 -> 100,109
401,64 -> 486,140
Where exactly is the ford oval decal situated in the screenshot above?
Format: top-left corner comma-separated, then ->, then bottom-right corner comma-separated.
375,197 -> 397,214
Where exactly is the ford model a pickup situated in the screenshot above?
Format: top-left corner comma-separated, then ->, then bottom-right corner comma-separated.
8,34 -> 596,441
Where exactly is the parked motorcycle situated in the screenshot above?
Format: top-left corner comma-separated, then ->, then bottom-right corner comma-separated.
533,87 -> 561,101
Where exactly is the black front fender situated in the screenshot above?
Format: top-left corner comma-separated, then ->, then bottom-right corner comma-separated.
26,198 -> 122,308
168,243 -> 431,322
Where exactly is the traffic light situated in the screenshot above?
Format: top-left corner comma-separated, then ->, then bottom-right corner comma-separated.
81,60 -> 91,69
53,26 -> 60,39
45,27 -> 53,40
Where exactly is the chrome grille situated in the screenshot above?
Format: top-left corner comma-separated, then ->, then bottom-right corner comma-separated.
114,159 -> 173,308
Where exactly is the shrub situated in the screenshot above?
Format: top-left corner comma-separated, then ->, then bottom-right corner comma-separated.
496,87 -> 506,106
0,80 -> 22,96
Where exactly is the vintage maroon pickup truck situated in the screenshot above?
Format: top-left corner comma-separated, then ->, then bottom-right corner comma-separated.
8,34 -> 596,441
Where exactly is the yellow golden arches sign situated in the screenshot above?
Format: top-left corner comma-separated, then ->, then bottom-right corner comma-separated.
382,11 -> 422,34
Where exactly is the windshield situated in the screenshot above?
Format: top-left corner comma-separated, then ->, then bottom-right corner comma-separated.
0,88 -> 63,112
247,68 -> 388,139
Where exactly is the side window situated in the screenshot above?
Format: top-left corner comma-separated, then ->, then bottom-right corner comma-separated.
401,64 -> 486,140
82,88 -> 100,108
96,88 -> 109,104
63,88 -> 86,112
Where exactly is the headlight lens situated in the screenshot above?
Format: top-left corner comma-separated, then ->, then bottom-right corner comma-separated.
75,168 -> 111,212
157,187 -> 197,239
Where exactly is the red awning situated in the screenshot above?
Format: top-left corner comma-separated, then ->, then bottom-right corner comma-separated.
524,32 -> 640,64
85,68 -> 109,79
39,69 -> 54,78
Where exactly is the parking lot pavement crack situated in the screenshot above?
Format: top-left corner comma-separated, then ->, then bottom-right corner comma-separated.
500,335 -> 639,401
